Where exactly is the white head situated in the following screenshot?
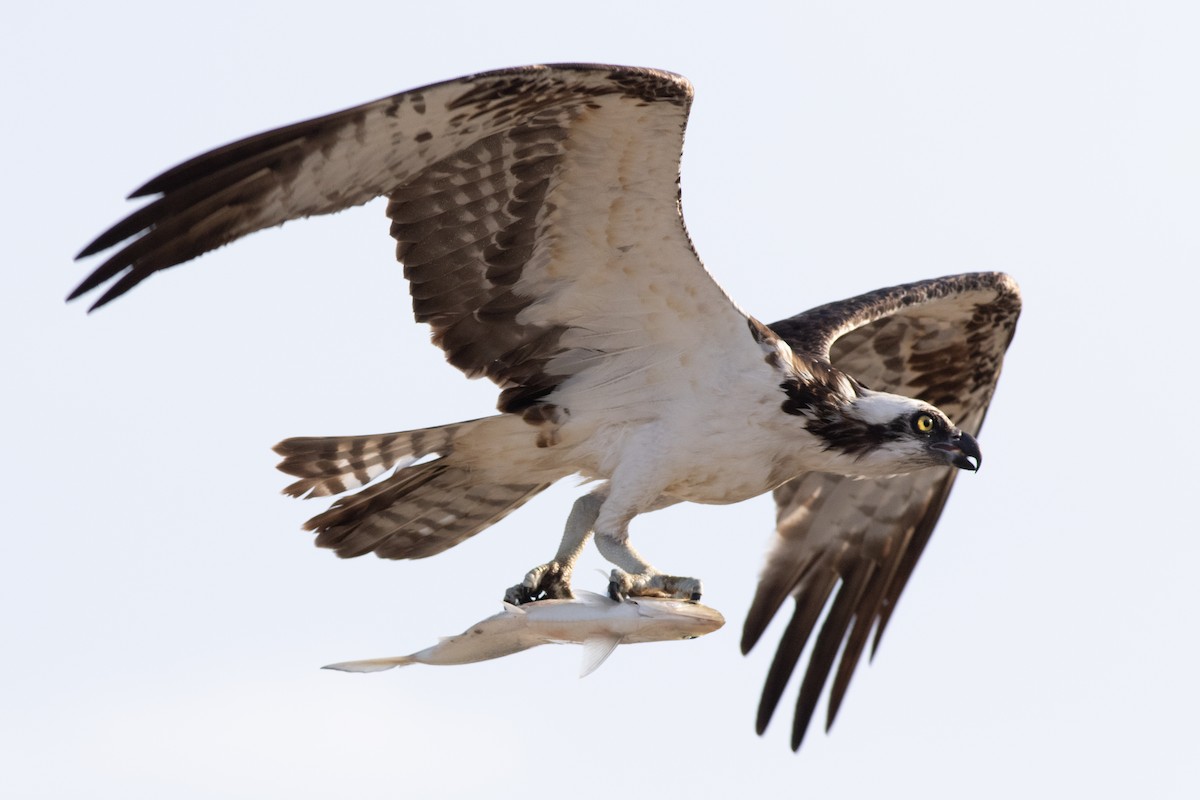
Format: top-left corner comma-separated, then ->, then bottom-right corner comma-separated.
807,390 -> 982,479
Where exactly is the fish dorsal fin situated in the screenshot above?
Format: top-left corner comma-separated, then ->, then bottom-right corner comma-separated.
573,590 -> 619,606
502,602 -> 527,614
579,635 -> 622,677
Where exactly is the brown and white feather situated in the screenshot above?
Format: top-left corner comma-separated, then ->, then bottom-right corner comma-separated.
306,460 -> 551,560
73,65 -> 756,420
272,415 -> 562,560
274,421 -> 465,498
743,272 -> 1021,750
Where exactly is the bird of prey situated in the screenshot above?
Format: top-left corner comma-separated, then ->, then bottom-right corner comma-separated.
72,64 -> 1021,751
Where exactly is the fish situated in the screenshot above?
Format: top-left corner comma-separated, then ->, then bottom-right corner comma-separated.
323,591 -> 725,677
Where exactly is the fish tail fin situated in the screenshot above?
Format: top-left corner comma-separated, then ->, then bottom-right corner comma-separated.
322,656 -> 417,673
276,416 -> 562,560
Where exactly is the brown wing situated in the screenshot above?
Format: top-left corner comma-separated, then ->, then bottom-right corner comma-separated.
742,272 -> 1021,750
73,64 -> 758,416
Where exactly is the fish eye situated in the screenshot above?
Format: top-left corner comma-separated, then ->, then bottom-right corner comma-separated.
913,413 -> 935,434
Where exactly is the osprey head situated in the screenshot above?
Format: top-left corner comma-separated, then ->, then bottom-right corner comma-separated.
819,391 -> 982,477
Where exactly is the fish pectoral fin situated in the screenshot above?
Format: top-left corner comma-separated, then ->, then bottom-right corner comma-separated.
322,656 -> 415,673
579,635 -> 623,677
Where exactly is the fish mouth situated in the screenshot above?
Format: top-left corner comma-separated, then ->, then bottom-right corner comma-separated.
627,596 -> 726,640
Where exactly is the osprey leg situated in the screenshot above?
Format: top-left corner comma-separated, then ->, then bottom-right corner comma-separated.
596,538 -> 703,602
591,496 -> 702,602
504,491 -> 605,604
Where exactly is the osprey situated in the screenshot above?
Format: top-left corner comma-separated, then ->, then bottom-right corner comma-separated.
72,64 -> 1021,751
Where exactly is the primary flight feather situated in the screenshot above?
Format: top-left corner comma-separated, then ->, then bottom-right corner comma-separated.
73,63 -> 1021,750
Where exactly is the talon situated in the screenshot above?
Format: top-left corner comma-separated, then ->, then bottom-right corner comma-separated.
505,561 -> 574,605
504,583 -> 538,605
607,569 -> 702,602
607,569 -> 633,602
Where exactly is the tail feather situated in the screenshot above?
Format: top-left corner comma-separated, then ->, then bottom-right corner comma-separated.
309,461 -> 550,559
274,420 -> 469,498
277,416 -> 555,560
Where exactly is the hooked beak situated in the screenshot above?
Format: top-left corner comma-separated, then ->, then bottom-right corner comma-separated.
931,431 -> 982,472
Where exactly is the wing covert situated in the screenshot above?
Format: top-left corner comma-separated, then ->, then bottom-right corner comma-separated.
73,64 -> 758,414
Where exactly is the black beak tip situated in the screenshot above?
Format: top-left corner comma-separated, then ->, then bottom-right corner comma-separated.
935,432 -> 982,472
953,432 -> 982,472
952,453 -> 981,472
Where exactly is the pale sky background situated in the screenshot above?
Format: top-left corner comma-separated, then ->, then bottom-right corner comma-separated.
4,2 -> 1199,798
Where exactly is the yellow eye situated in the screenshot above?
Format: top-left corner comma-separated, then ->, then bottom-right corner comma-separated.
915,414 -> 935,433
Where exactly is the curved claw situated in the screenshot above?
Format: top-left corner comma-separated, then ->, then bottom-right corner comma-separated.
503,583 -> 538,605
607,578 -> 625,603
504,561 -> 574,605
608,569 -> 702,603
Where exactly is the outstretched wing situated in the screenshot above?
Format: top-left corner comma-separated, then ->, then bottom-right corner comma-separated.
742,272 -> 1021,751
73,64 -> 759,415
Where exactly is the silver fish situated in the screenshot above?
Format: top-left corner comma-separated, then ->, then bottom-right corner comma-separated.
323,591 -> 724,677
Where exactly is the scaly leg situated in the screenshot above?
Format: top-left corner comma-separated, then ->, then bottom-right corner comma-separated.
592,494 -> 702,602
504,490 -> 605,604
506,447 -> 702,605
